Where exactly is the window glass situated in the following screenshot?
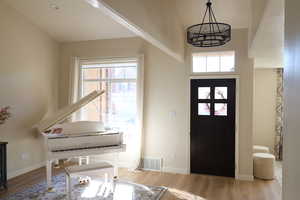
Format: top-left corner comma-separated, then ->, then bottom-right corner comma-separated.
215,103 -> 227,116
193,56 -> 206,72
220,55 -> 235,72
198,103 -> 211,116
206,56 -> 220,72
192,51 -> 235,73
80,61 -> 137,132
83,68 -> 99,80
198,87 -> 211,99
215,87 -> 228,99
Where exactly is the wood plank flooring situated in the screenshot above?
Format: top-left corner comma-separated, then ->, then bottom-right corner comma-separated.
0,165 -> 281,200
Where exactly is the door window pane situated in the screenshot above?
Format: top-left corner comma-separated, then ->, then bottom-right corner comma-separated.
215,103 -> 227,116
215,87 -> 228,99
198,103 -> 211,116
198,87 -> 211,99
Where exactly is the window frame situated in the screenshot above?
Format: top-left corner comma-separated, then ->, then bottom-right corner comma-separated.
77,57 -> 144,126
190,51 -> 237,75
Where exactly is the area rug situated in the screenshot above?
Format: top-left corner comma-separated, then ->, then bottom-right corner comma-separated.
3,174 -> 167,200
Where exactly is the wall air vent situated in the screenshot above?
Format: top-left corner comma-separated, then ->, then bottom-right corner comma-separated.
141,158 -> 163,171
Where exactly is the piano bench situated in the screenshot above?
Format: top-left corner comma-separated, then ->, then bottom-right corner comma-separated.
65,162 -> 114,199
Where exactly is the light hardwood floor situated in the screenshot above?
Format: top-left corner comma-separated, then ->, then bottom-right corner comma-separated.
0,165 -> 281,200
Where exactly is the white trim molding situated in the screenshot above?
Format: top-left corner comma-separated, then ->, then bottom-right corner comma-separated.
162,167 -> 189,175
236,174 -> 254,181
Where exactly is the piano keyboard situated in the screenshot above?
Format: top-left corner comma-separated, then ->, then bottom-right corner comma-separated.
51,144 -> 121,152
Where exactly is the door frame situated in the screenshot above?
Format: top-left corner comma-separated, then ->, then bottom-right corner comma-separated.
188,75 -> 240,179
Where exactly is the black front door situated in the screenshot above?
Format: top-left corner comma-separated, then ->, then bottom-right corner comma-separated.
190,79 -> 236,177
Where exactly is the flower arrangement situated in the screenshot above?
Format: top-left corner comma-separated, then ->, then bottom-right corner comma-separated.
0,106 -> 11,125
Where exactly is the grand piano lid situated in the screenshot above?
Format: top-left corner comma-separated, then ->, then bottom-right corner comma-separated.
35,90 -> 105,133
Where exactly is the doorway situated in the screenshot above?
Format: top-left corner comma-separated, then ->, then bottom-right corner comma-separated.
190,78 -> 236,177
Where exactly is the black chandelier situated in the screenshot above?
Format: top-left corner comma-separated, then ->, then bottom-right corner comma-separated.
187,0 -> 231,47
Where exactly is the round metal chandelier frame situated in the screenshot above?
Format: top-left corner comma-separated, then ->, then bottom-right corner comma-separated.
187,0 -> 231,47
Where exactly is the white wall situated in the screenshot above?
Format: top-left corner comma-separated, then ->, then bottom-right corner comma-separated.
0,1 -> 59,178
253,69 -> 277,152
284,0 -> 300,199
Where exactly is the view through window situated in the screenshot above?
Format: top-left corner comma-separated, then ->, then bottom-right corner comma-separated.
192,51 -> 235,73
79,60 -> 137,133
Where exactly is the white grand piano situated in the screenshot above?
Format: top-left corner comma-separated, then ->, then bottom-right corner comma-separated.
35,90 -> 126,189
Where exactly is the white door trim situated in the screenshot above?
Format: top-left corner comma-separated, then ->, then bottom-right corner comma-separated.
188,75 -> 240,179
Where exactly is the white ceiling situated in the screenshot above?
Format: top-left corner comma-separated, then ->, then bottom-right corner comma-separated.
175,0 -> 251,29
3,0 -> 136,42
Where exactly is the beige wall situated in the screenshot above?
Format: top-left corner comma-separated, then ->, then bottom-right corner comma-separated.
249,0 -> 268,45
253,69 -> 277,152
101,0 -> 185,61
0,1 -> 59,177
59,37 -> 188,172
284,0 -> 300,199
186,29 -> 254,178
142,41 -> 188,173
60,29 -> 254,177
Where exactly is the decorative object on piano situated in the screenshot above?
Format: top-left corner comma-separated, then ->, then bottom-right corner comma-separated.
34,90 -> 126,189
0,142 -> 8,190
187,0 -> 231,47
0,106 -> 11,125
78,176 -> 91,185
2,174 -> 167,200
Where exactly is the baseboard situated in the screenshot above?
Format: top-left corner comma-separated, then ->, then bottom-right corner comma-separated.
7,162 -> 45,180
236,174 -> 254,181
162,167 -> 189,174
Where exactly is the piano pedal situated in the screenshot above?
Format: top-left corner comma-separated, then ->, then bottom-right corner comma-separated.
47,187 -> 55,192
53,164 -> 60,169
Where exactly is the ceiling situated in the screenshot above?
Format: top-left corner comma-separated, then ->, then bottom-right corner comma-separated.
3,0 -> 136,42
175,0 -> 251,29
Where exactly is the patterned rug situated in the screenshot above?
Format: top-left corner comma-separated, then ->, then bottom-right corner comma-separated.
3,174 -> 167,200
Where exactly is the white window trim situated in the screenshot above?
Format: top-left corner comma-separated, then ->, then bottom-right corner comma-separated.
190,51 -> 238,75
75,55 -> 144,136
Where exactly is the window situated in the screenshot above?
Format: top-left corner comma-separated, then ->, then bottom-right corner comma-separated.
192,51 -> 235,73
79,59 -> 138,131
197,86 -> 229,117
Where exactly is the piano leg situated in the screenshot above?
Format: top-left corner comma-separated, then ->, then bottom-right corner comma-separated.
113,154 -> 118,179
46,160 -> 53,190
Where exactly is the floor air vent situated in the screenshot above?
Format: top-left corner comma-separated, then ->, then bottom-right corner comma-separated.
141,158 -> 162,171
